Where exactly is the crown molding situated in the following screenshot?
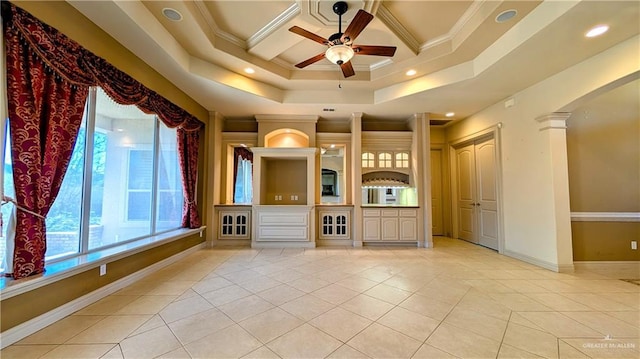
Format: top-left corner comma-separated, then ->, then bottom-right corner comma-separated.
376,5 -> 419,54
248,3 -> 301,49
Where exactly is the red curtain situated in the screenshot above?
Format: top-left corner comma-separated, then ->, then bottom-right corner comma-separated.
177,128 -> 201,228
4,12 -> 89,278
3,2 -> 204,278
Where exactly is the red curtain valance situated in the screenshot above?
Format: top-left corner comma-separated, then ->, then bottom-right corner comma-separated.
2,2 -> 203,132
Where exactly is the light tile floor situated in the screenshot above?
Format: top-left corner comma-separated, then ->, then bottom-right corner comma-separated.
2,237 -> 639,358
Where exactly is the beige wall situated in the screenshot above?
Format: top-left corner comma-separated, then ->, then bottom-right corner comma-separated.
566,80 -> 640,212
565,79 -> 640,261
262,159 -> 308,204
572,222 -> 640,261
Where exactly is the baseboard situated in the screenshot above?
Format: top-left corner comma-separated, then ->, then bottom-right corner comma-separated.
251,242 -> 316,249
574,261 -> 640,270
0,242 -> 207,349
317,239 -> 353,247
503,250 -> 575,273
364,241 -> 419,247
213,239 -> 251,246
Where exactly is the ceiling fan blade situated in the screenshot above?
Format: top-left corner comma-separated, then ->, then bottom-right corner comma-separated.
342,9 -> 373,42
289,26 -> 328,45
340,61 -> 355,78
295,53 -> 326,68
354,45 -> 397,57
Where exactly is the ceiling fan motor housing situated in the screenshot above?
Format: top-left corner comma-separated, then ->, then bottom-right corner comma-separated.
328,32 -> 345,45
333,1 -> 348,16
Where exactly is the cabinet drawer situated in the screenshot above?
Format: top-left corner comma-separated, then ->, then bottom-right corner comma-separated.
363,209 -> 381,217
381,209 -> 399,217
399,209 -> 417,217
259,212 -> 307,226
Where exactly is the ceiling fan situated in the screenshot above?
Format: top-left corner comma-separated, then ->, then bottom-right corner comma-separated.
289,1 -> 396,78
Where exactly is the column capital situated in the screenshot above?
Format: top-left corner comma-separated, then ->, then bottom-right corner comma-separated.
535,112 -> 571,131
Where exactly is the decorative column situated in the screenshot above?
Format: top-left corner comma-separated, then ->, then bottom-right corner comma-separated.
351,113 -> 363,247
206,111 -> 224,246
409,113 -> 432,248
535,112 -> 574,272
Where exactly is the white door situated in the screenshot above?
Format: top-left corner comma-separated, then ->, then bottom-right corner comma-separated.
430,149 -> 444,235
455,137 -> 499,250
475,139 -> 499,249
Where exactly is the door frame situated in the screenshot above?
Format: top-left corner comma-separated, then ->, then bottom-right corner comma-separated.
448,123 -> 505,253
430,147 -> 445,236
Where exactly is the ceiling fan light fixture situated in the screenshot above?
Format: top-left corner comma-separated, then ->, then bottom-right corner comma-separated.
325,45 -> 354,65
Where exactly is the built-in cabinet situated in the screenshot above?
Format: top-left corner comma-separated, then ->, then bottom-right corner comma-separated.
251,147 -> 317,248
318,209 -> 350,240
363,208 -> 417,242
213,117 -> 429,248
254,205 -> 313,245
216,207 -> 251,240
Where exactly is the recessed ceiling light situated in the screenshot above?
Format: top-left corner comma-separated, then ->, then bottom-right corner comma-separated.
162,8 -> 183,21
330,144 -> 335,148
495,9 -> 517,23
406,69 -> 417,76
585,24 -> 609,38
445,112 -> 455,117
244,67 -> 255,74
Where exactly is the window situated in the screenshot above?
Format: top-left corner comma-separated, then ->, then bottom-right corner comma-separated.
362,152 -> 375,168
156,125 -> 184,231
378,152 -> 392,168
234,154 -> 253,204
1,87 -> 185,269
395,152 -> 409,168
1,121 -> 15,272
45,121 -> 86,259
127,149 -> 154,222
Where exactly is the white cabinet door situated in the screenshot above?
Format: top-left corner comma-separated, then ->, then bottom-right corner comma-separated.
399,217 -> 417,241
219,210 -> 250,239
381,218 -> 399,240
363,217 -> 381,241
319,211 -> 350,239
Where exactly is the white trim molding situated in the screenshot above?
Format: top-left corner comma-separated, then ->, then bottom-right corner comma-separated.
535,112 -> 571,131
571,212 -> 640,222
573,261 -> 640,278
503,250 -> 575,273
